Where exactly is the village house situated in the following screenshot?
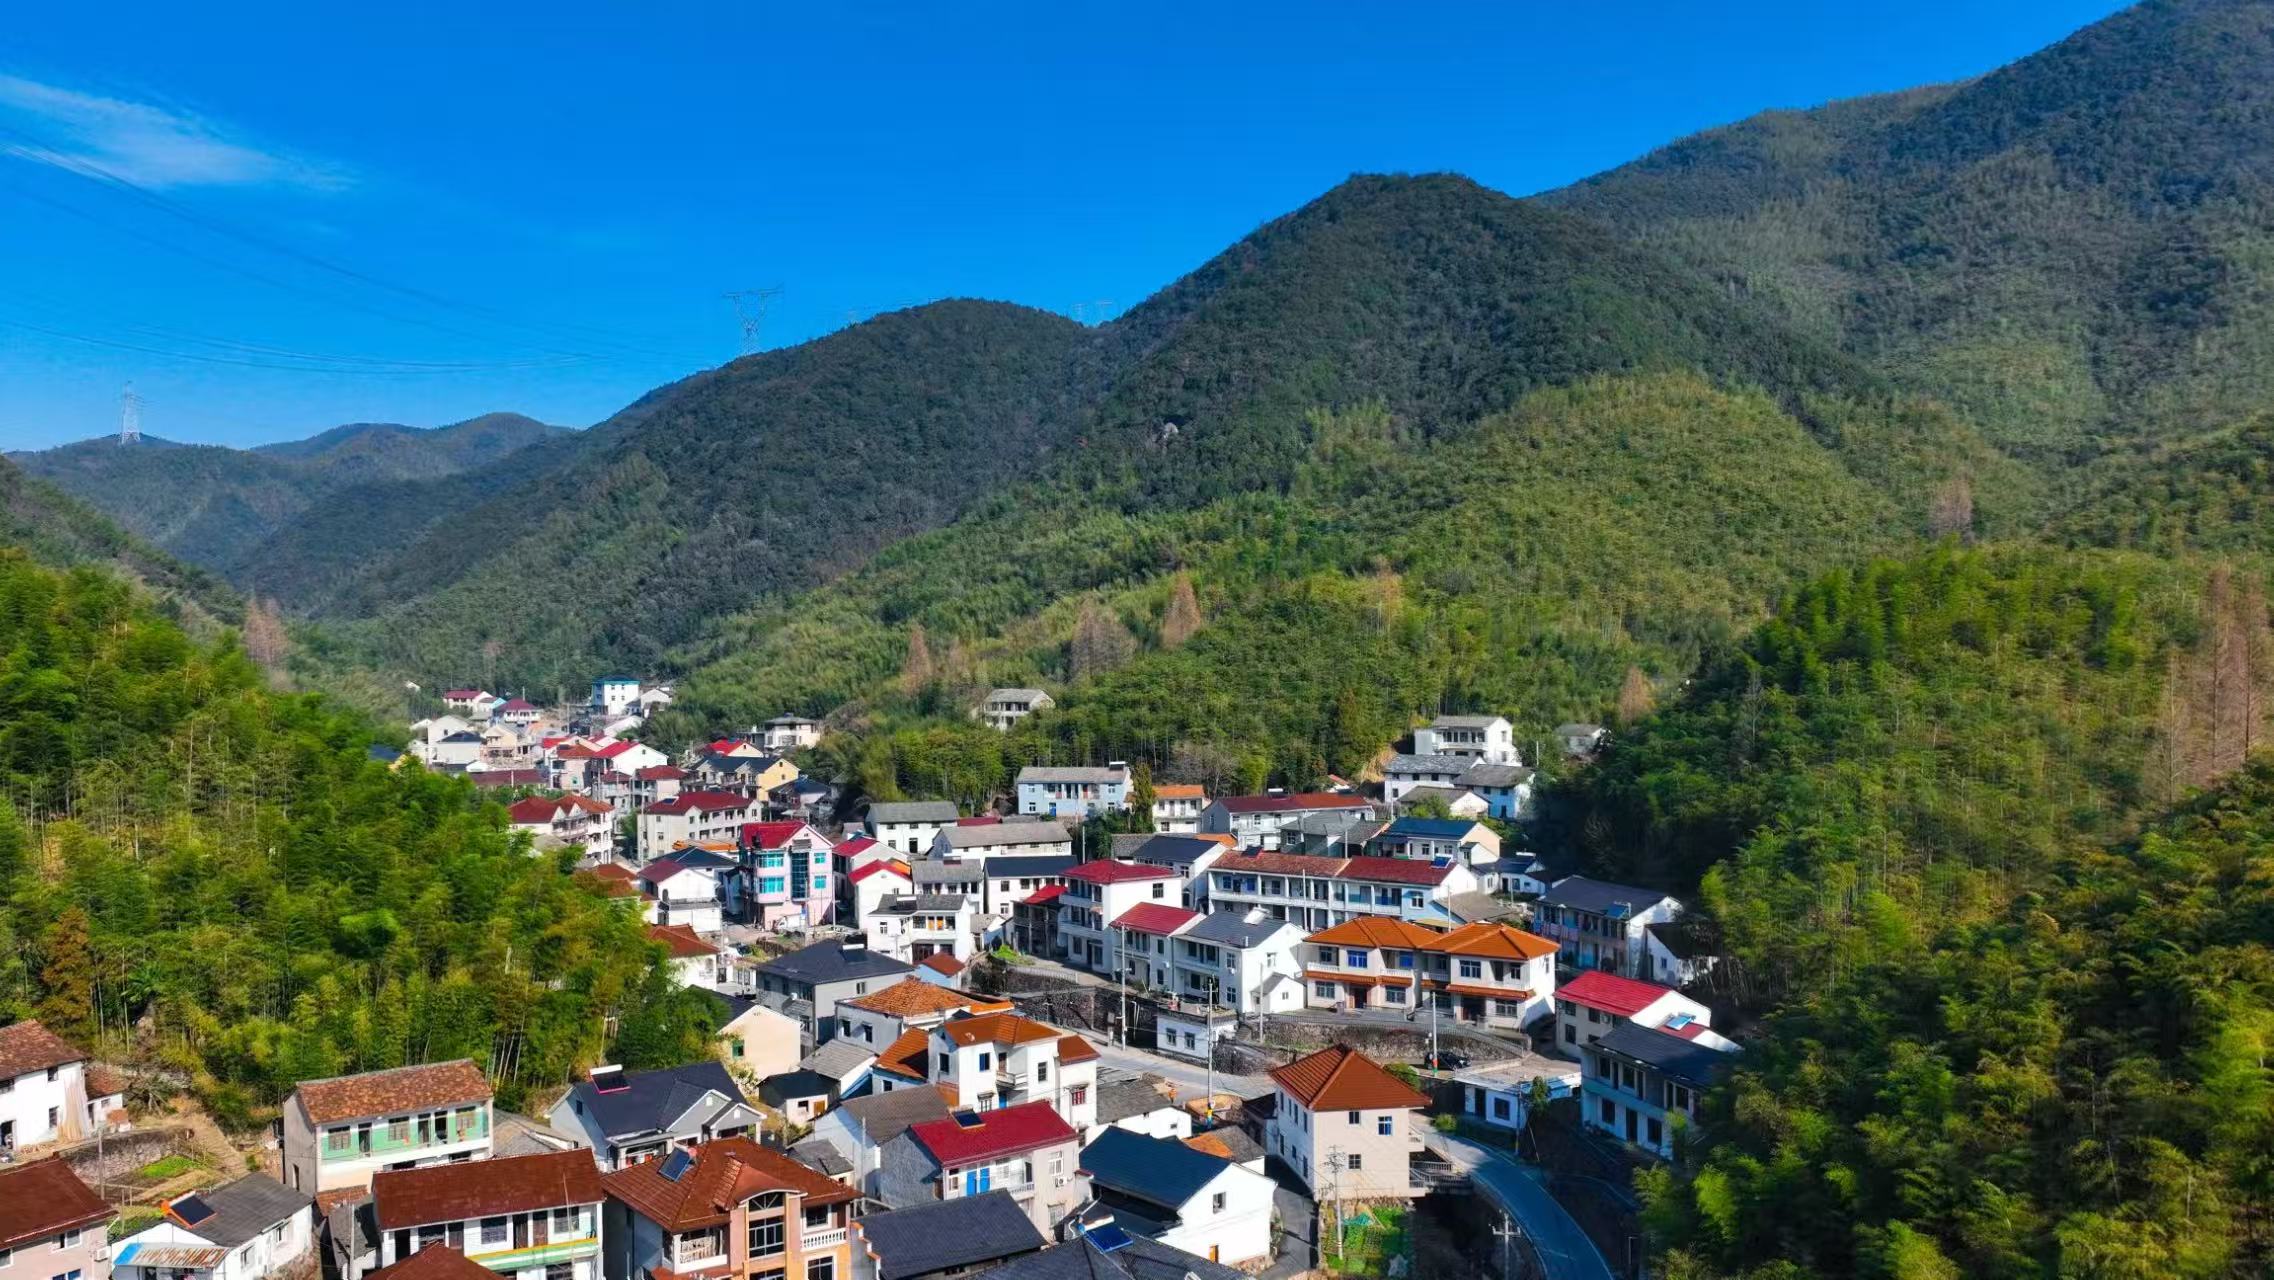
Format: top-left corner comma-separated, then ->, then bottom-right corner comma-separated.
1076,1128 -> 1275,1268
926,821 -> 1073,865
1533,876 -> 1688,978
1301,918 -> 1559,1028
114,1175 -> 315,1280
805,1087 -> 954,1201
365,1150 -> 604,1280
0,1157 -> 115,1280
631,765 -> 686,811
1264,1045 -> 1428,1202
962,852 -> 1079,924
1110,903 -> 1203,993
1167,910 -> 1307,1015
1380,753 -> 1474,806
1149,784 -> 1207,834
1581,1023 -> 1738,1159
761,715 -> 824,753
1277,811 -> 1387,857
1555,723 -> 1608,758
441,689 -> 495,715
556,739 -> 670,791
974,688 -> 1054,733
1552,971 -> 1723,1056
1057,861 -> 1184,975
1125,834 -> 1233,911
591,676 -> 644,719
851,1191 -> 1046,1280
636,851 -> 735,935
1367,817 -> 1500,877
876,1102 -> 1087,1237
1204,851 -> 1479,934
281,1060 -> 494,1198
1413,714 -> 1520,765
754,941 -> 917,1044
601,1137 -> 857,1280
709,994 -> 804,1083
846,858 -> 915,930
1642,922 -> 1718,988
1198,793 -> 1372,850
1454,761 -> 1534,822
1091,1074 -> 1190,1141
1012,764 -> 1130,820
798,1040 -> 877,1102
0,1019 -> 123,1152
549,1062 -> 760,1171
1009,885 -> 1063,959
1389,784 -> 1488,819
914,953 -> 966,989
740,820 -> 836,930
1454,1051 -> 1583,1136
507,794 -> 616,860
869,1011 -> 1101,1135
638,792 -> 760,864
861,894 -> 977,967
695,752 -> 800,804
649,924 -> 734,989
865,802 -> 960,857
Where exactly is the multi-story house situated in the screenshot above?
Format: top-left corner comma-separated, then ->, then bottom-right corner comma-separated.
1452,762 -> 1534,822
928,822 -> 1073,864
1150,784 -> 1207,834
1057,861 -> 1183,975
1126,834 -> 1232,911
1301,919 -> 1558,1029
0,1158 -> 113,1280
866,803 -> 959,858
845,857 -> 914,927
636,852 -> 732,934
1368,818 -> 1499,866
591,677 -> 643,718
1552,971 -> 1722,1056
740,821 -> 836,930
281,1060 -> 494,1198
877,1102 -> 1087,1237
637,792 -> 759,864
1198,793 -> 1372,850
0,1019 -> 120,1152
1264,1046 -> 1428,1202
870,1012 -> 1100,1136
754,941 -> 917,1043
1110,904 -> 1202,992
115,1176 -> 314,1280
1013,765 -> 1130,820
761,715 -> 824,752
1169,910 -> 1307,1014
832,979 -> 1013,1053
973,689 -> 1054,733
1204,852 -> 1479,934
369,1151 -> 603,1280
441,690 -> 494,715
507,794 -> 616,860
549,1063 -> 760,1171
1412,715 -> 1518,765
1553,723 -> 1608,758
850,1192 -> 1046,1280
805,1087 -> 954,1201
631,765 -> 686,811
1380,754 -> 1474,807
695,753 -> 799,803
649,925 -> 734,990
1077,1129 -> 1275,1268
862,895 -> 976,967
600,1137 -> 856,1280
1533,877 -> 1686,978
967,854 -> 1078,924
1580,1023 -> 1737,1159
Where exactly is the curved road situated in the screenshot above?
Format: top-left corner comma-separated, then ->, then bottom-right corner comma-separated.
1424,1130 -> 1615,1280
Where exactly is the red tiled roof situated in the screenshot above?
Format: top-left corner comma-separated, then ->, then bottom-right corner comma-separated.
636,764 -> 688,781
917,953 -> 967,977
442,689 -> 486,700
835,835 -> 878,856
908,1100 -> 1075,1167
741,820 -> 825,850
0,1019 -> 88,1078
1336,855 -> 1458,886
1213,850 -> 1346,877
1111,903 -> 1201,935
1268,1045 -> 1429,1112
1307,918 -> 1443,949
601,1137 -> 853,1231
1216,792 -> 1369,815
373,1150 -> 601,1229
506,795 -> 567,824
1064,859 -> 1176,885
498,699 -> 538,713
648,924 -> 715,959
643,790 -> 754,816
0,1157 -> 112,1249
1559,970 -> 1679,1018
704,739 -> 747,755
848,860 -> 912,885
954,815 -> 1002,826
1020,885 -> 1066,905
468,769 -> 546,788
1153,784 -> 1206,800
364,1246 -> 497,1280
295,1060 -> 491,1125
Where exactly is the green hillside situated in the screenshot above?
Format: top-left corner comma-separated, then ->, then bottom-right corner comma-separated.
12,410 -> 565,577
2055,410 -> 2274,555
1551,546 -> 2272,1278
1543,0 -> 2274,458
0,455 -> 239,624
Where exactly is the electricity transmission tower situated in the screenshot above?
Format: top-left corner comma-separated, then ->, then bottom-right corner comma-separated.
723,286 -> 784,354
119,382 -> 143,445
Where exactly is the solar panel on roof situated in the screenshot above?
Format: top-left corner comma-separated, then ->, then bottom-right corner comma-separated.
659,1149 -> 694,1182
1084,1225 -> 1134,1253
951,1109 -> 983,1127
170,1193 -> 215,1227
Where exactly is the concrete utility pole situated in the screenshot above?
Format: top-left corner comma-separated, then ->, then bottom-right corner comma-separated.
1492,1210 -> 1520,1279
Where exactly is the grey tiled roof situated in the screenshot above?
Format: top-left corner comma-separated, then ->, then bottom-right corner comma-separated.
1017,766 -> 1127,785
936,823 -> 1072,851
856,1191 -> 1046,1280
1385,753 -> 1471,775
800,1039 -> 876,1079
869,801 -> 960,824
1538,875 -> 1677,915
187,1174 -> 312,1248
969,1235 -> 1243,1280
756,940 -> 916,985
1080,1128 -> 1231,1210
1595,1022 -> 1736,1088
1459,762 -> 1534,789
1180,911 -> 1299,948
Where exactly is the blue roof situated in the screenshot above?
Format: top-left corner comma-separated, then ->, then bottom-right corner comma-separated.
1079,1127 -> 1232,1209
1382,818 -> 1477,839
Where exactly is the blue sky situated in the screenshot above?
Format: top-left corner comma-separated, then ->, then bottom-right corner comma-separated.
1,1 -> 2128,449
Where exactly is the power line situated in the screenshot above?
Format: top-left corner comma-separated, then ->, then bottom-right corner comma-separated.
723,286 -> 783,354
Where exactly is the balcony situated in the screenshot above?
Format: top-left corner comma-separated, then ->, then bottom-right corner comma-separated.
670,1236 -> 725,1270
801,1227 -> 849,1249
320,1113 -> 489,1163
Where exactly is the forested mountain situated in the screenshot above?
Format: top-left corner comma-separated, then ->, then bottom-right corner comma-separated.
0,455 -> 238,624
1542,0 -> 2274,458
0,549 -> 712,1121
12,410 -> 565,576
1553,547 -> 2273,1278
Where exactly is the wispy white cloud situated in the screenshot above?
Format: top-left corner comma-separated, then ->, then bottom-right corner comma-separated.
0,73 -> 351,191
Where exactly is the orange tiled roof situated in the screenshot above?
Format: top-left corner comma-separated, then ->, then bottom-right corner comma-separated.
601,1136 -> 853,1231
1056,1034 -> 1099,1064
1153,784 -> 1206,800
647,924 -> 715,959
1306,918 -> 1443,949
296,1060 -> 490,1125
937,1011 -> 1062,1048
1268,1045 -> 1429,1112
1429,920 -> 1556,961
875,1029 -> 931,1080
839,978 -> 1005,1019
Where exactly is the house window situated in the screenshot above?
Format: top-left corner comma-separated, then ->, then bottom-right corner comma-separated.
1647,1117 -> 1664,1147
1035,1061 -> 1049,1083
1211,1192 -> 1226,1213
1458,960 -> 1482,979
53,1232 -> 81,1252
806,1260 -> 836,1280
1598,1098 -> 1615,1124
1344,950 -> 1368,968
1563,1024 -> 1577,1044
1346,1111 -> 1360,1125
1151,883 -> 1166,899
937,1054 -> 951,1075
1070,1086 -> 1087,1105
481,1218 -> 510,1248
0,1246 -> 12,1268
1313,983 -> 1335,998
1346,1154 -> 1363,1171
978,1052 -> 992,1071
747,1218 -> 785,1258
1492,1098 -> 1511,1121
1377,1115 -> 1394,1135
732,1038 -> 746,1058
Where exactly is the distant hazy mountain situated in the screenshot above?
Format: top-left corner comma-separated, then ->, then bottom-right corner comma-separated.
11,411 -> 565,577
